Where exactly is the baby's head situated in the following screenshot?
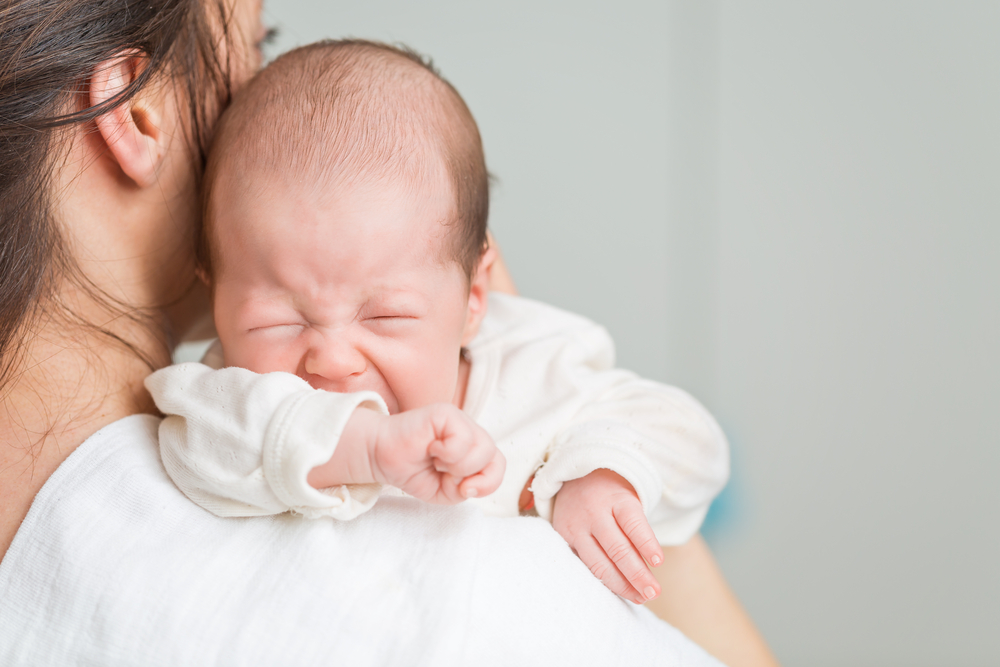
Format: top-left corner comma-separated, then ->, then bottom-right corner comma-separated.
202,40 -> 494,413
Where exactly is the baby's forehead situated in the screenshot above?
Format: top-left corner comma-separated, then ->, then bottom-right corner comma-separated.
213,160 -> 459,265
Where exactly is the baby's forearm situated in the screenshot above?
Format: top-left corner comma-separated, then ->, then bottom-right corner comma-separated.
305,407 -> 380,488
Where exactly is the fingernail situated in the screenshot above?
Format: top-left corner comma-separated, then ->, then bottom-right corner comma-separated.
650,555 -> 662,566
464,488 -> 478,498
644,586 -> 656,601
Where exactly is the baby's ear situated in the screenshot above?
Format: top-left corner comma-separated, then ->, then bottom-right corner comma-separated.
460,245 -> 497,346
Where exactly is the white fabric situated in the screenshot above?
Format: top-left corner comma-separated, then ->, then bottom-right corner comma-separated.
147,293 -> 729,544
147,364 -> 387,520
0,415 -> 724,667
465,294 -> 729,545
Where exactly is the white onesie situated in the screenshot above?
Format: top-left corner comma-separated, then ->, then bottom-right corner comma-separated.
146,293 -> 729,545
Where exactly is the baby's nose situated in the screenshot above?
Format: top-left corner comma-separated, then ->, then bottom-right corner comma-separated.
303,337 -> 366,385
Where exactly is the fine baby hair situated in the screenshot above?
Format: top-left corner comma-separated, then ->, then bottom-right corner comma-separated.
200,39 -> 489,282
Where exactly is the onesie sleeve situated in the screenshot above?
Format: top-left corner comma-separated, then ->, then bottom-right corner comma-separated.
144,363 -> 388,520
528,329 -> 730,545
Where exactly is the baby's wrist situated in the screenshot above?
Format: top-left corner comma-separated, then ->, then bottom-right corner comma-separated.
342,407 -> 385,484
307,407 -> 382,488
558,469 -> 637,498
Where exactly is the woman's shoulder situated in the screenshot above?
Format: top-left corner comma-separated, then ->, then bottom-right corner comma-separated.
0,413 -> 168,569
2,414 -> 166,539
0,416 -> 484,664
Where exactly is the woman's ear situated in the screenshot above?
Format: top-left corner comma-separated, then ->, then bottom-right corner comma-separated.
89,53 -> 165,188
461,245 -> 498,346
194,265 -> 211,287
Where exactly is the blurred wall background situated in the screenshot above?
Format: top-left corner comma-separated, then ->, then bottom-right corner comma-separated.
261,1 -> 999,664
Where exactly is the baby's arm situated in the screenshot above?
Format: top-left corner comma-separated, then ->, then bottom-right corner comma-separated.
535,377 -> 729,602
513,313 -> 728,602
145,363 -> 503,518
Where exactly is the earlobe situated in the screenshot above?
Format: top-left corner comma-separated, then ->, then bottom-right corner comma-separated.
461,246 -> 497,346
194,265 -> 211,287
90,53 -> 165,188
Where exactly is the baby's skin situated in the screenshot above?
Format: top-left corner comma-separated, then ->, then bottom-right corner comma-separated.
203,43 -> 664,605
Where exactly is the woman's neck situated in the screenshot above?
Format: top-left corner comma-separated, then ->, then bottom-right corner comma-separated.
0,309 -> 167,559
0,104 -> 208,560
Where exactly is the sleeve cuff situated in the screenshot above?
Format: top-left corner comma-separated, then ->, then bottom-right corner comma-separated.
262,389 -> 389,520
529,441 -> 663,524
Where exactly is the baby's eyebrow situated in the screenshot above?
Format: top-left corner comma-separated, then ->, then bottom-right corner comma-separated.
360,290 -> 428,313
247,290 -> 299,311
234,287 -> 300,316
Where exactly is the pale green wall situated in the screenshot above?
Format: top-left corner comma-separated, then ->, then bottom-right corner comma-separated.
711,3 -> 999,664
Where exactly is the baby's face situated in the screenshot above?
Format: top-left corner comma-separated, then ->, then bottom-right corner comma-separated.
211,170 -> 480,413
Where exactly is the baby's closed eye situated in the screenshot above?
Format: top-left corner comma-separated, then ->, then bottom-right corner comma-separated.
358,292 -> 427,324
247,323 -> 307,337
359,302 -> 421,325
363,314 -> 418,329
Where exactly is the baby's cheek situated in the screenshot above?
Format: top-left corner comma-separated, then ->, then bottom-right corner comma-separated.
228,336 -> 302,375
396,350 -> 461,411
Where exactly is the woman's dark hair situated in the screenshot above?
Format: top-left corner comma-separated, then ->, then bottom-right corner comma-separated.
0,0 -> 238,389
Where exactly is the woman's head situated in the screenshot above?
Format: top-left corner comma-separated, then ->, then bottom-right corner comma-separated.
0,0 -> 263,388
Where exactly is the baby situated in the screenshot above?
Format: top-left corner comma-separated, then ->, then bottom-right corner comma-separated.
146,40 -> 729,605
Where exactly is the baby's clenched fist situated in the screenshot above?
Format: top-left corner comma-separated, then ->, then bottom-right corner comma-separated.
308,404 -> 504,505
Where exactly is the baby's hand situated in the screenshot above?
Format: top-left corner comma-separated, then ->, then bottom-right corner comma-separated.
551,469 -> 664,605
368,404 -> 505,504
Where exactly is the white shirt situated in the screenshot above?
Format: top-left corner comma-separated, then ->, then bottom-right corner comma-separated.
147,294 -> 730,544
0,414 -> 722,666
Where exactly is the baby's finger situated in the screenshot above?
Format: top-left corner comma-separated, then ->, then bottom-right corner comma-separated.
592,519 -> 659,602
427,418 -> 472,464
402,468 -> 456,505
457,451 -> 506,499
427,471 -> 465,505
432,425 -> 497,479
612,502 -> 664,568
573,534 -> 645,604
